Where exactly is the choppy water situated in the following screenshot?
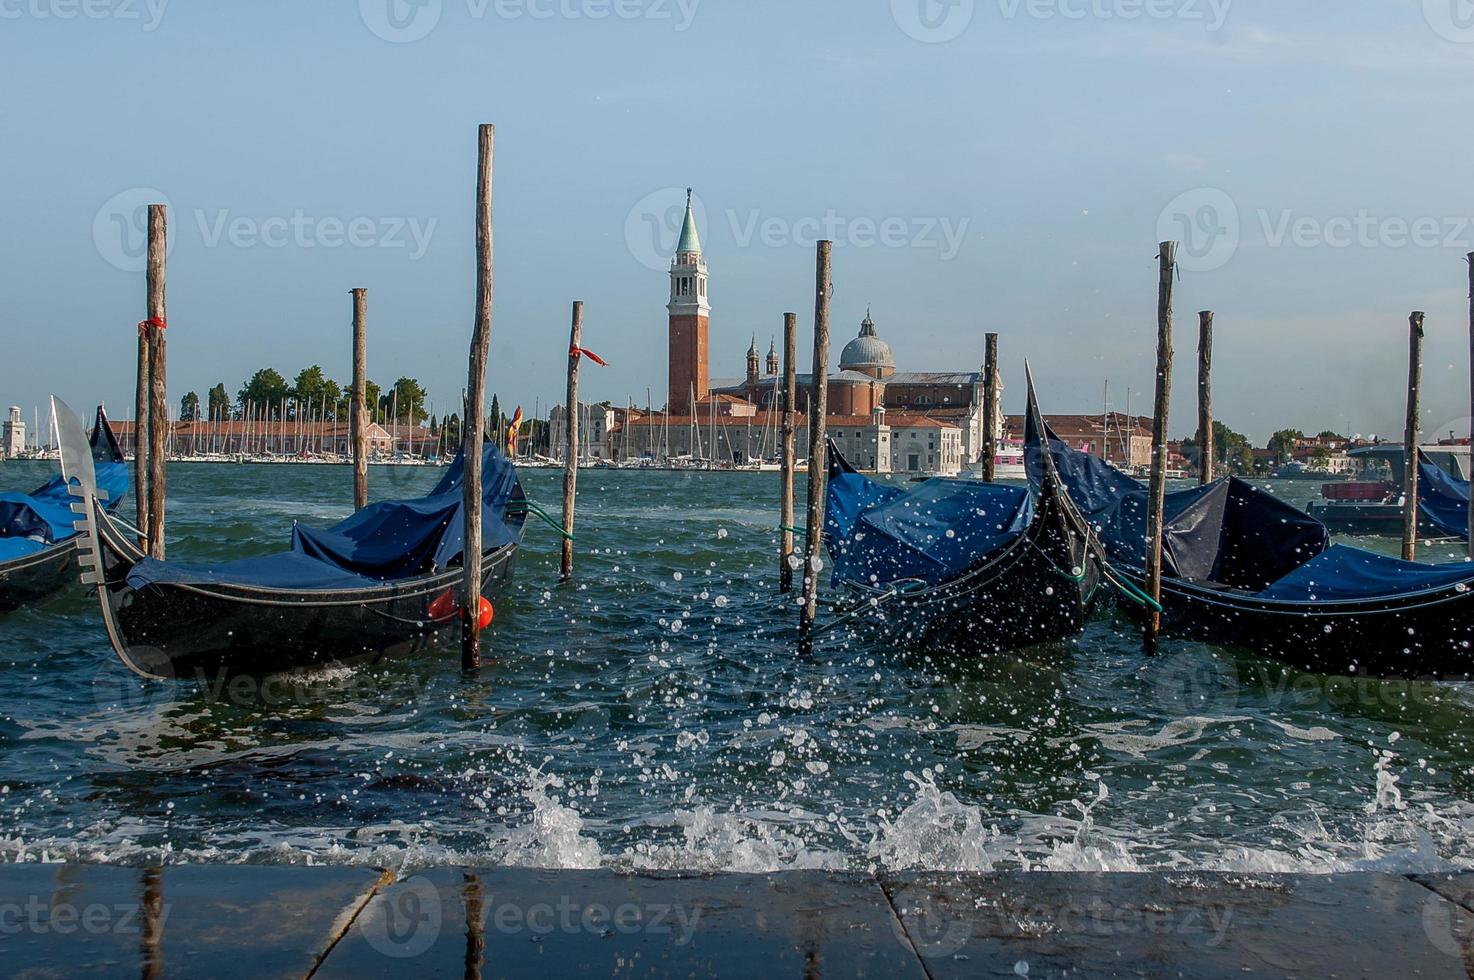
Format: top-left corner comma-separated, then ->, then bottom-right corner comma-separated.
1,461 -> 1472,875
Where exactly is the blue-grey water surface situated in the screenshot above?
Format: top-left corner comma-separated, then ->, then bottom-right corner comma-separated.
0,461 -> 1471,874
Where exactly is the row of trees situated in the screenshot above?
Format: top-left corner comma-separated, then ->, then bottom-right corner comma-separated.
176,367 -> 429,425
1180,424 -> 1350,475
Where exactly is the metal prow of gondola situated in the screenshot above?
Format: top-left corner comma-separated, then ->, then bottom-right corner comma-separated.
51,396 -> 104,587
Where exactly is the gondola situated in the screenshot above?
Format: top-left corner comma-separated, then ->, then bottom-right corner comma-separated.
1026,398 -> 1474,679
820,369 -> 1101,654
52,398 -> 526,681
0,406 -> 126,612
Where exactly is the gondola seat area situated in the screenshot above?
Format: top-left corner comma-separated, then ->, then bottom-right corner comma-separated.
124,447 -> 523,594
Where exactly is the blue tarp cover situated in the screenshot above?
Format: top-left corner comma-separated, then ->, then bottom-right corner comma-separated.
0,410 -> 128,563
1029,428 -> 1328,593
825,469 -> 1034,588
1257,544 -> 1474,601
127,445 -> 520,591
1419,461 -> 1469,539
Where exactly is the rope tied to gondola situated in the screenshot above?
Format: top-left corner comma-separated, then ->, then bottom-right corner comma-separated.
137,317 -> 167,335
507,499 -> 574,541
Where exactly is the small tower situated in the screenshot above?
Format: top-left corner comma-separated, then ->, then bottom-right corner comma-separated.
766,338 -> 779,376
667,188 -> 710,415
746,335 -> 760,385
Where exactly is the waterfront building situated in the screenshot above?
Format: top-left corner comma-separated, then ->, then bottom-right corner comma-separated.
2,407 -> 25,459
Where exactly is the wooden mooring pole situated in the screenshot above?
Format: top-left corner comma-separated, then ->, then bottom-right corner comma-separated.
1197,311 -> 1214,485
144,204 -> 168,560
1403,311 -> 1426,562
798,242 -> 833,650
350,288 -> 369,510
561,301 -> 583,582
133,310 -> 150,549
779,311 -> 798,593
1144,241 -> 1177,655
981,332 -> 999,482
461,123 -> 495,673
1467,254 -> 1473,557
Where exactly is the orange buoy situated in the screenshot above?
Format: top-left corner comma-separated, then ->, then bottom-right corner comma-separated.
428,590 -> 493,629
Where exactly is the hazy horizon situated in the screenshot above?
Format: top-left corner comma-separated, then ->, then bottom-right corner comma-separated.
3,0 -> 1473,445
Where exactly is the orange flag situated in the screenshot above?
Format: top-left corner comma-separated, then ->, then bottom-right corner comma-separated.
506,406 -> 524,455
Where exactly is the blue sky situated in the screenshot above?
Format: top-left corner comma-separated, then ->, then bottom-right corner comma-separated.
2,0 -> 1472,442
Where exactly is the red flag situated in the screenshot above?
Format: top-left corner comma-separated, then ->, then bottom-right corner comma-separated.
506,406 -> 524,455
570,346 -> 609,366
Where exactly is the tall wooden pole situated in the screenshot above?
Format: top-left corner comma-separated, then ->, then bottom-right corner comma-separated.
1403,311 -> 1426,562
1144,242 -> 1177,655
981,332 -> 999,482
350,288 -> 369,509
461,123 -> 494,672
779,311 -> 798,592
1197,310 -> 1214,485
561,301 -> 583,582
799,241 -> 833,648
133,294 -> 150,549
1467,255 -> 1473,557
145,205 -> 168,560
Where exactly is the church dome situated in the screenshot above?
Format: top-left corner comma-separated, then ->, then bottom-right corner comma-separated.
839,310 -> 895,374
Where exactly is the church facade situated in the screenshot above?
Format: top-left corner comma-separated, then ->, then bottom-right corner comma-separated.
619,192 -> 994,475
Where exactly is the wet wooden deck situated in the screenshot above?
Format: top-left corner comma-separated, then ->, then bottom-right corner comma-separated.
0,865 -> 1469,977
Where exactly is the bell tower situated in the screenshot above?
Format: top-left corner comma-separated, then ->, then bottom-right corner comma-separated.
667,189 -> 710,415
766,338 -> 779,376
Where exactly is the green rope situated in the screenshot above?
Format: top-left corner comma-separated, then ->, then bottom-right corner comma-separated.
507,500 -> 574,541
1102,567 -> 1163,612
780,524 -> 808,536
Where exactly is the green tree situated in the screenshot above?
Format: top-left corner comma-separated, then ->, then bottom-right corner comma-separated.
1316,430 -> 1345,441
207,383 -> 231,421
1267,428 -> 1305,461
291,366 -> 341,418
383,377 -> 429,424
336,380 -> 382,423
179,391 -> 201,422
239,368 -> 290,418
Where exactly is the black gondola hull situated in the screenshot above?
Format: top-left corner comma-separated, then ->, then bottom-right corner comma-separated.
838,516 -> 1099,655
89,504 -> 524,680
1109,567 -> 1474,680
0,541 -> 78,612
